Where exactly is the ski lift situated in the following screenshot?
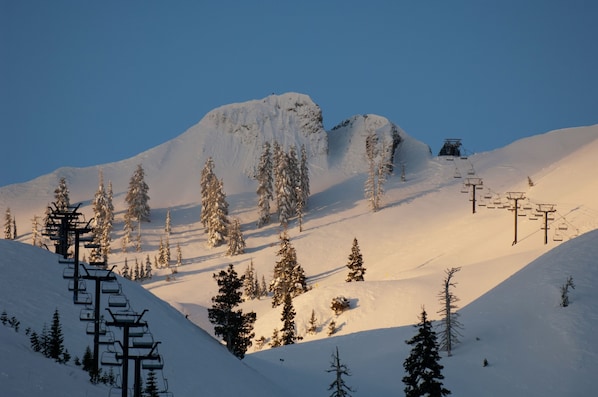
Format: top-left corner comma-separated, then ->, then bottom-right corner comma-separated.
86,320 -> 107,335
62,267 -> 75,279
79,307 -> 95,322
553,232 -> 563,242
101,351 -> 122,367
467,164 -> 475,175
108,294 -> 128,308
68,279 -> 86,292
102,280 -> 121,294
453,167 -> 462,178
460,185 -> 469,194
558,222 -> 568,231
74,292 -> 92,305
142,355 -> 164,370
99,331 -> 116,345
132,332 -> 155,349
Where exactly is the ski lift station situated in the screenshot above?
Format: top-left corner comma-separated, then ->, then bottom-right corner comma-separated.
438,138 -> 464,158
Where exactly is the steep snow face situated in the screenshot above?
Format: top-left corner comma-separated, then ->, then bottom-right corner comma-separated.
327,114 -> 431,175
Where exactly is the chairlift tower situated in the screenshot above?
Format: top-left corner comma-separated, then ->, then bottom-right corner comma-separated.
536,204 -> 557,245
105,309 -> 149,397
80,265 -> 117,376
462,177 -> 483,214
506,192 -> 526,245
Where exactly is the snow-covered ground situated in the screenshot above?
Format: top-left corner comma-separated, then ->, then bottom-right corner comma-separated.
1,93 -> 597,396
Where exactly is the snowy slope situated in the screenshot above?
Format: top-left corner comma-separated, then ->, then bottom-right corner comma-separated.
1,93 -> 598,396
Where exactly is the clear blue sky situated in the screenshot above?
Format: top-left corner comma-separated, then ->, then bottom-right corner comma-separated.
2,0 -> 597,186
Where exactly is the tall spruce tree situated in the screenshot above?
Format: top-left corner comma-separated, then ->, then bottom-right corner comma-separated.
345,238 -> 366,282
206,178 -> 229,247
275,150 -> 294,227
269,231 -> 307,307
299,144 -> 310,210
144,369 -> 160,397
256,142 -> 273,227
207,264 -> 256,359
49,308 -> 69,363
91,169 -> 112,263
327,346 -> 354,397
280,291 -> 297,345
243,260 -> 257,299
200,157 -> 216,229
437,267 -> 463,356
403,308 -> 451,397
32,215 -> 42,246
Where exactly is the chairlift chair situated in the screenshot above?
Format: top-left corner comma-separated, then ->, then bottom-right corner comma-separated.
62,267 -> 75,279
74,292 -> 93,305
453,168 -> 462,178
558,222 -> 568,231
68,279 -> 86,292
99,331 -> 116,345
102,280 -> 121,294
86,320 -> 107,335
132,332 -> 155,349
101,351 -> 122,367
79,307 -> 95,322
108,294 -> 129,308
553,233 -> 564,242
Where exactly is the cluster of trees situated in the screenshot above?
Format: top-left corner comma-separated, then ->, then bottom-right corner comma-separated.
256,142 -> 310,228
121,257 -> 153,281
123,164 -> 151,252
364,128 -> 393,212
28,308 -> 71,364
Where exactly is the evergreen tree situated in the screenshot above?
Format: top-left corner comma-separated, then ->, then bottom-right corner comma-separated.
280,291 -> 297,345
32,215 -> 42,246
269,328 -> 282,348
4,208 -> 12,239
437,267 -> 463,356
49,308 -> 69,363
12,217 -> 17,239
175,243 -> 183,268
365,129 -> 380,212
144,369 -> 160,397
307,309 -> 318,334
158,237 -> 166,268
207,178 -> 229,247
299,144 -> 310,210
165,209 -> 172,235
124,164 -> 150,252
260,275 -> 268,298
145,255 -> 153,279
403,308 -> 451,397
30,331 -> 41,352
200,157 -> 217,230
40,323 -> 50,357
243,260 -> 257,299
133,258 -> 140,281
269,231 -> 307,307
122,258 -> 131,280
275,151 -> 295,227
207,264 -> 256,359
256,142 -> 273,227
327,346 -> 354,397
91,169 -> 111,263
82,345 -> 94,373
346,238 -> 366,282
54,177 -> 70,211
327,320 -> 337,336
164,235 -> 171,265
287,145 -> 300,215
226,218 -> 246,256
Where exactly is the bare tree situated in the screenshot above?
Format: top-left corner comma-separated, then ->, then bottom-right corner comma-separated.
437,267 -> 463,356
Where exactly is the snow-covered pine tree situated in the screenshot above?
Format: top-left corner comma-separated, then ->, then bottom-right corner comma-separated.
243,260 -> 257,299
165,209 -> 171,236
4,208 -> 13,239
206,178 -> 229,247
260,275 -> 268,298
91,169 -> 110,263
287,145 -> 300,216
327,346 -> 354,397
164,235 -> 171,265
103,181 -> 114,262
12,217 -> 16,239
275,151 -> 294,227
327,320 -> 337,336
226,218 -> 246,256
346,238 -> 366,282
145,255 -> 152,279
121,258 -> 130,280
54,177 -> 70,212
124,164 -> 150,252
300,144 -> 310,210
157,237 -> 165,268
256,142 -> 273,227
436,267 -> 463,356
138,258 -> 146,280
270,328 -> 282,348
207,264 -> 256,359
280,291 -> 297,345
403,308 -> 451,397
32,215 -> 42,246
307,309 -> 318,334
269,231 -> 307,307
200,157 -> 216,230
175,243 -> 183,268
364,129 -> 380,212
133,259 -> 140,281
